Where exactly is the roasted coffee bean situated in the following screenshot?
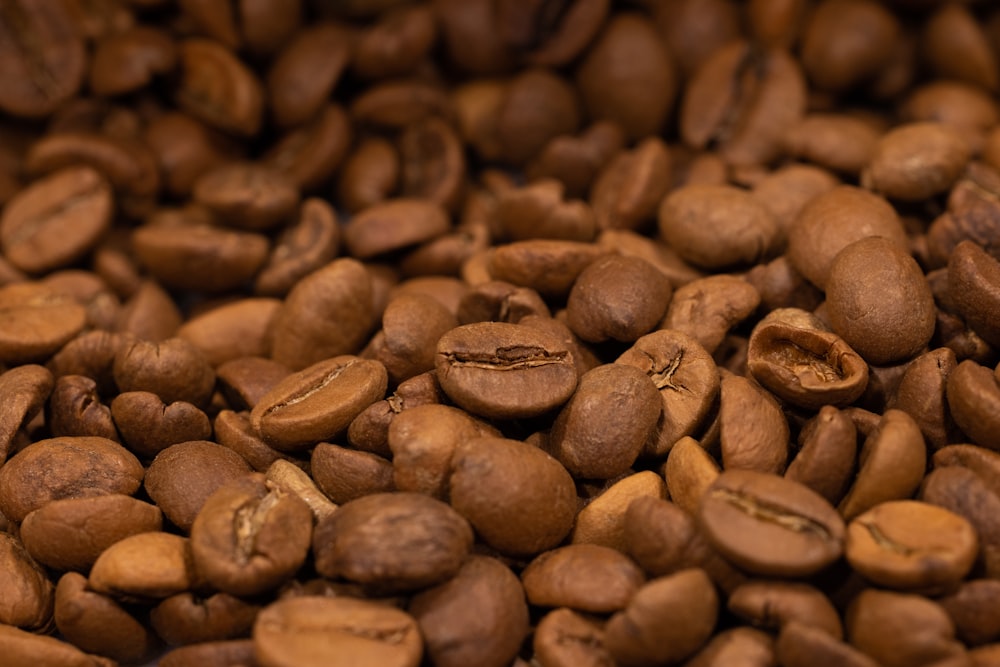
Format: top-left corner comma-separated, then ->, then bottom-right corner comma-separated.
604,569 -> 718,666
0,364 -> 53,463
177,298 -> 280,369
938,580 -> 1000,646
777,621 -> 880,667
111,392 -> 212,459
175,38 -> 263,137
150,591 -> 259,647
845,500 -> 978,592
267,23 -> 351,129
0,436 -> 143,523
699,470 -> 845,577
409,555 -> 528,667
250,355 -> 388,451
571,471 -> 667,551
0,623 -> 113,667
661,274 -> 760,355
685,627 -> 776,667
144,440 -> 252,532
616,329 -> 720,457
0,283 -> 87,365
664,436 -> 721,516
54,571 -> 157,664
435,321 -> 577,419
728,581 -> 842,639
310,442 -> 394,504
1,166 -> 113,275
449,436 -> 576,557
190,473 -> 312,596
862,122 -> 970,202
785,406 -> 858,505
20,494 -> 162,572
521,544 -> 645,613
0,531 -> 54,631
314,492 -> 471,594
253,198 -> 341,297
159,639 -> 256,667
88,531 -> 197,601
719,373 -> 790,475
533,607 -> 612,667
826,236 -> 936,365
253,596 -> 423,667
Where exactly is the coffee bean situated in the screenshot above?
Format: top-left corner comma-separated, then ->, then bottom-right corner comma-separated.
589,136 -> 670,232
664,436 -> 721,516
521,544 -> 645,613
777,621 -> 880,667
800,0 -> 900,92
784,406 -> 858,505
571,471 -> 667,550
533,607 -> 612,667
262,104 -> 353,191
698,470 -> 845,577
719,373 -> 790,474
783,113 -> 881,176
253,596 -> 423,667
250,355 -> 388,451
604,569 -> 718,666
190,473 -> 313,596
862,122 -> 971,201
449,436 -> 576,556
150,591 -> 259,647
254,198 -> 341,297
267,23 -> 351,129
113,337 -> 215,408
0,364 -> 53,463
310,442 -> 394,504
193,163 -> 299,231
409,555 -> 529,667
313,492 -> 472,594
661,275 -> 761,355
0,623 -> 108,667
111,391 -> 212,459
938,579 -> 1000,646
435,321 -> 577,419
175,38 -> 264,137
685,627 -> 776,667
728,581 -> 842,639
0,283 -> 87,365
845,500 -> 978,592
88,531 -> 197,601
20,494 -> 162,573
0,531 -> 54,631
1,166 -> 112,274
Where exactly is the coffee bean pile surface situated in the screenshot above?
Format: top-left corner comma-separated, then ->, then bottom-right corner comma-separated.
3,0 -> 1000,665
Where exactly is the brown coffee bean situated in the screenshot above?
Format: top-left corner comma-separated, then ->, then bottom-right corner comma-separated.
253,596 -> 423,667
345,199 -> 451,260
653,0 -> 741,78
528,121 -> 625,199
348,370 -> 443,457
408,555 -> 529,667
115,280 -> 182,342
113,337 -> 215,407
0,436 -> 142,523
388,403 -> 495,498
351,79 -> 453,129
20,494 -> 162,572
699,470 -> 845,577
747,316 -> 869,409
179,0 -> 302,55
661,275 -> 761,355
253,199 -> 340,297
352,5 -> 435,79
0,0 -> 86,118
47,374 -> 117,441
111,392 -> 212,459
214,410 -> 297,474
664,436 -> 720,516
88,532 -> 197,601
250,355 -> 387,451
143,111 -> 236,198
175,38 -> 263,137
269,258 -> 377,369
263,103 -> 353,191
729,581 -> 842,639
616,329 -> 720,457
521,544 -> 645,613
576,13 -> 676,142
548,364 -> 660,480
456,280 -> 550,325
533,607 -> 612,667
310,443 -> 394,505
934,445 -> 1000,499
192,163 -> 298,231
435,321 -> 577,419
892,348 -> 959,450
214,357 -> 290,412
449,436 -> 576,556
685,627 -> 776,667
680,40 -> 807,167
658,184 -> 780,270
488,239 -> 608,299
862,122 -> 970,201
0,531 -> 54,631
604,569 -> 718,667
493,179 -> 596,242
190,473 -> 312,596
923,3 -> 998,93
54,571 -> 157,664
938,580 -> 1000,646
0,364 -> 53,463
144,440 -> 252,532
150,591 -> 259,647
266,23 -> 351,129
0,283 -> 87,365
846,589 -> 965,667
785,406 -> 858,505
571,471 -> 667,551
0,624 -> 113,667
1,166 -> 113,274
902,82 -> 999,154
750,165 -> 840,245
826,236 -> 936,365
264,459 -> 337,522
838,409 -> 926,521
132,219 -> 270,293
313,492 -> 472,594
159,639 -> 256,667
783,113 -> 881,176
364,292 -> 458,384
846,500 -> 977,592
800,0 -> 900,92
786,184 -> 906,290
719,373 -> 790,475
777,621 -> 881,667
922,465 -> 1000,579
494,68 -> 582,167
566,254 -> 672,344
178,299 -> 280,369
337,136 -> 399,213
948,241 -> 1000,350
588,137 -> 670,233
88,26 -> 176,97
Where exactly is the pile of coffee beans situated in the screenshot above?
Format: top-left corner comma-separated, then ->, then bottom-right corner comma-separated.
5,0 -> 1000,665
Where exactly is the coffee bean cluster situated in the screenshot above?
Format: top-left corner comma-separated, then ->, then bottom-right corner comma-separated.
2,0 -> 1000,665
